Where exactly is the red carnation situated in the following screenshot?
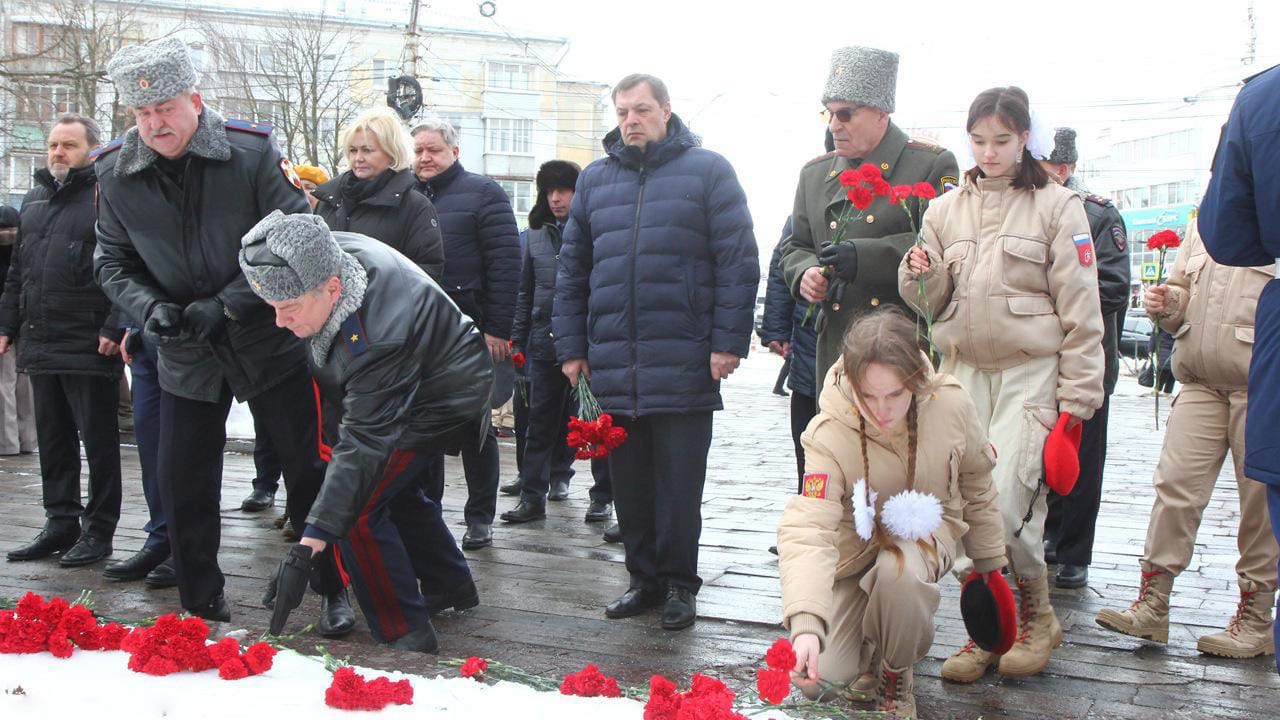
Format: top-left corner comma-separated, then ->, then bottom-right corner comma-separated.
560,663 -> 622,698
460,655 -> 488,680
1147,229 -> 1182,250
243,642 -> 278,675
870,177 -> 891,197
764,637 -> 797,672
912,181 -> 938,200
857,163 -> 882,182
889,184 -> 914,204
511,351 -> 526,370
219,658 -> 250,680
847,185 -> 874,211
325,666 -> 414,711
756,668 -> 790,704
837,169 -> 860,187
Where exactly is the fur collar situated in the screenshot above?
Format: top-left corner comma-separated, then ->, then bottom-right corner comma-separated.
116,107 -> 232,177
309,252 -> 369,366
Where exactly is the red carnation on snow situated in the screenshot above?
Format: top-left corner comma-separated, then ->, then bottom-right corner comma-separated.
460,656 -> 488,680
560,663 -> 622,698
0,592 -> 130,658
325,666 -> 414,711
120,613 -> 275,680
643,673 -> 748,720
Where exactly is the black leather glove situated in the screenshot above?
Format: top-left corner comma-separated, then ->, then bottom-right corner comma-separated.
818,242 -> 859,283
143,303 -> 184,347
182,297 -> 227,342
264,544 -> 314,635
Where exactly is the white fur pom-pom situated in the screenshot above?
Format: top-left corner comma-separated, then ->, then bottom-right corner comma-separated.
851,479 -> 878,541
881,490 -> 943,542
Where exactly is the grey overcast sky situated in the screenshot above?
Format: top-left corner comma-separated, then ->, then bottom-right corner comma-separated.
230,0 -> 1278,248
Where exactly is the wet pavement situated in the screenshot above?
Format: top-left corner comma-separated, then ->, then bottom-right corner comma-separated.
1,348 -> 1276,718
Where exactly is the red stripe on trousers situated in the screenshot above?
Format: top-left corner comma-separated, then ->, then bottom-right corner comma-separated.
312,380 -> 332,463
348,448 -> 416,640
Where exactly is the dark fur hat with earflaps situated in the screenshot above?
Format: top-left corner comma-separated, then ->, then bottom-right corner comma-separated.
528,160 -> 581,230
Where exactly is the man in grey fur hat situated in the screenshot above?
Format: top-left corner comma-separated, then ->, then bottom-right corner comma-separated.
780,45 -> 960,381
1039,127 -> 1131,590
240,211 -> 491,653
93,38 -> 352,631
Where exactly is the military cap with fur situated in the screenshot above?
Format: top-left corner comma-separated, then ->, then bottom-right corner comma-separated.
822,46 -> 898,113
106,37 -> 198,108
1050,127 -> 1078,165
239,210 -> 343,302
528,160 -> 581,229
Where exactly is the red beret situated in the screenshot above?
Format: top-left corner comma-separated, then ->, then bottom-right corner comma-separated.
1043,411 -> 1083,495
961,570 -> 1017,655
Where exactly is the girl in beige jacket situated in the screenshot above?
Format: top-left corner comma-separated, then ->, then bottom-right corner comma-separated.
899,87 -> 1104,682
777,309 -> 1006,718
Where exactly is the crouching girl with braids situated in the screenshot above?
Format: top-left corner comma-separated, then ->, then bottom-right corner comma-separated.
777,309 -> 1007,718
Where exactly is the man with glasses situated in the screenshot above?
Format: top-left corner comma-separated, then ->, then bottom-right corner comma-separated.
780,46 -> 959,380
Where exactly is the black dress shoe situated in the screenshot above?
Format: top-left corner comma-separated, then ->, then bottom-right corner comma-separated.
7,526 -> 78,561
60,535 -> 113,567
145,560 -> 178,589
1043,539 -> 1058,565
318,589 -> 356,638
498,480 -> 522,496
103,547 -> 168,581
1055,563 -> 1089,589
585,501 -> 613,523
500,501 -> 546,524
603,523 -> 622,544
662,586 -> 697,630
604,586 -> 663,619
240,488 -> 275,512
424,578 -> 480,615
548,480 -> 570,502
461,523 -> 493,550
189,592 -> 230,622
387,622 -> 438,654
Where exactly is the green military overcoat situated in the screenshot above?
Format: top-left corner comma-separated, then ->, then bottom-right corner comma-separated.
780,122 -> 958,379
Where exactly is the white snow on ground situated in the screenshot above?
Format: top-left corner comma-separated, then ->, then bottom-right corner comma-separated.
0,648 -> 654,719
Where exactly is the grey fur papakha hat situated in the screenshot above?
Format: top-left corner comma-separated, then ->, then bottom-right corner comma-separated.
239,211 -> 343,302
822,46 -> 898,113
106,37 -> 198,108
1050,127 -> 1079,165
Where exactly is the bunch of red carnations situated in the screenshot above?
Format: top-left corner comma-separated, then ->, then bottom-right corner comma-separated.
325,665 -> 414,711
644,673 -> 748,720
119,613 -> 276,680
0,592 -> 128,658
565,374 -> 626,460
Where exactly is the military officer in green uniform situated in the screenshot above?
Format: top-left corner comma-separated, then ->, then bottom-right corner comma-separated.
781,45 -> 959,379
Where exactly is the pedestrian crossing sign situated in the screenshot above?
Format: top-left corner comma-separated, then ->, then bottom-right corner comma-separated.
1141,262 -> 1159,281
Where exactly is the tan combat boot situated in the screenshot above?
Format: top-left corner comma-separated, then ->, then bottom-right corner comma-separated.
876,662 -> 916,719
842,671 -> 877,702
1095,567 -> 1173,643
940,638 -> 996,683
997,574 -> 1063,677
1196,585 -> 1276,658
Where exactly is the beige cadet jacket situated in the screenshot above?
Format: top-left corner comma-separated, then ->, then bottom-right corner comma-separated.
778,363 -> 1008,648
1153,219 -> 1274,390
897,176 -> 1105,420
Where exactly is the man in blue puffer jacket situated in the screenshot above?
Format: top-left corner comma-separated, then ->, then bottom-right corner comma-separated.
553,73 -> 759,631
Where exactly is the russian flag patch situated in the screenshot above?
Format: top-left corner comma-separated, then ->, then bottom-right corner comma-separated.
1072,233 -> 1094,266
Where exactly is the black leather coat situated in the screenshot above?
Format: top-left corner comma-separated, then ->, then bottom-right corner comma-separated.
313,169 -> 445,281
307,233 -> 493,539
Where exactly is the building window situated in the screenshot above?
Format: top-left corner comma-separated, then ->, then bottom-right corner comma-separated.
8,155 -> 40,193
16,84 -> 76,122
486,118 -> 533,154
498,179 -> 534,214
486,62 -> 532,91
372,58 -> 398,82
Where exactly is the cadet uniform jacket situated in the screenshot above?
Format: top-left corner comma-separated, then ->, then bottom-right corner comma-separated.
777,363 -> 1008,649
898,176 -> 1105,421
780,123 -> 958,378
94,109 -> 311,402
1153,219 -> 1273,391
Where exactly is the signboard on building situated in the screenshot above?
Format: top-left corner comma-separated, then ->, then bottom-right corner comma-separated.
1121,202 -> 1198,232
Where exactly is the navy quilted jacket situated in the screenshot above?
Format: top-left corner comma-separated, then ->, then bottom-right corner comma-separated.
416,162 -> 521,338
552,115 -> 758,417
760,223 -> 818,398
